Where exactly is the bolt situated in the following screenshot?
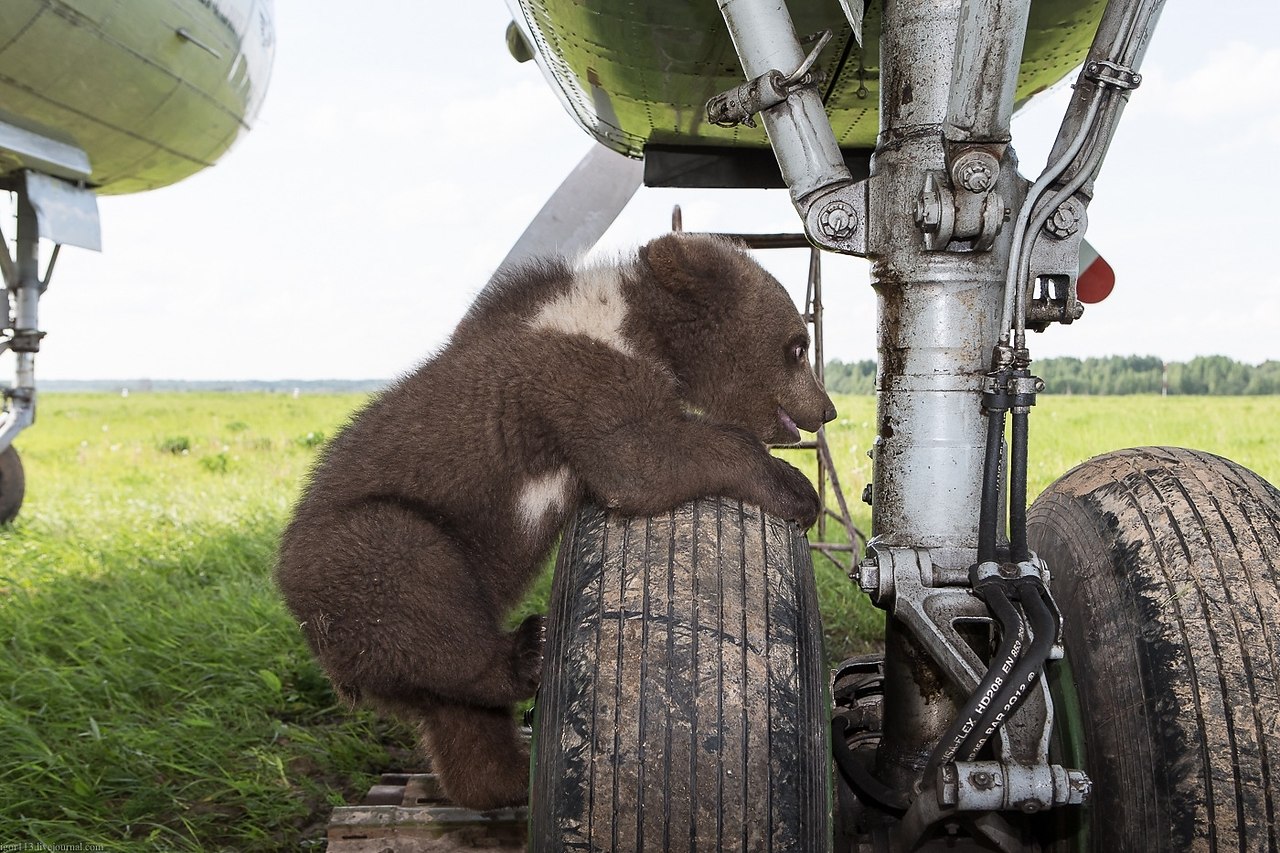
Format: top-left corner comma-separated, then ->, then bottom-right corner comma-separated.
861,483 -> 873,505
818,201 -> 857,240
1045,201 -> 1081,238
998,562 -> 1020,578
1034,378 -> 1046,392
957,159 -> 994,192
969,770 -> 995,790
1066,769 -> 1092,804
1018,799 -> 1043,814
856,556 -> 879,594
950,151 -> 999,193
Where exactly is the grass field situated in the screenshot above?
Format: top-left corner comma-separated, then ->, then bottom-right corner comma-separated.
2,391 -> 1278,850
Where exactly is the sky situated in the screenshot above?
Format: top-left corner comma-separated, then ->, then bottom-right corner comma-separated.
20,0 -> 1280,380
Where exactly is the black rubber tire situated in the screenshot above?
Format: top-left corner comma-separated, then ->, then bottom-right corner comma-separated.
0,445 -> 24,524
1027,447 -> 1280,852
530,497 -> 831,852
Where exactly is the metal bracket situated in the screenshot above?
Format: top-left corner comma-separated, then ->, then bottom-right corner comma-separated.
861,546 -> 1063,766
706,30 -> 832,129
1024,209 -> 1088,331
8,329 -> 45,353
861,547 -> 991,695
1083,58 -> 1142,90
802,179 -> 870,256
915,169 -> 1005,252
0,114 -> 92,183
939,760 -> 1091,813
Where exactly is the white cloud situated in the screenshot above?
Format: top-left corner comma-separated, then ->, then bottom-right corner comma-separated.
1139,42 -> 1280,145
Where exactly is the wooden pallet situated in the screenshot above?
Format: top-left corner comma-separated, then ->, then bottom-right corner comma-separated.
327,772 -> 527,852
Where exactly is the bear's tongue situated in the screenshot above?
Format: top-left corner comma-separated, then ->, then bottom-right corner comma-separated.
777,407 -> 800,441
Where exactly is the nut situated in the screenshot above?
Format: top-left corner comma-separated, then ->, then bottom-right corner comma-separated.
956,159 -> 994,192
818,201 -> 858,240
1045,200 -> 1082,238
969,770 -> 995,790
950,151 -> 1000,193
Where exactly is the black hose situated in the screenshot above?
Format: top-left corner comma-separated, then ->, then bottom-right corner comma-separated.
962,577 -> 1057,760
831,716 -> 910,815
978,407 -> 1007,564
1009,410 -> 1029,563
921,584 -> 1025,782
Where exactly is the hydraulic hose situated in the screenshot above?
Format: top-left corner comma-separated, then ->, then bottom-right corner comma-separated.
1009,409 -> 1029,562
922,583 -> 1026,782
978,406 -> 1007,565
961,577 -> 1057,760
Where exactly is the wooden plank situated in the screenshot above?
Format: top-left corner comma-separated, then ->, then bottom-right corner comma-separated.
328,774 -> 527,852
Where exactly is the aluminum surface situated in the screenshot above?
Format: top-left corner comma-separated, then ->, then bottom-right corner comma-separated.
507,0 -> 1104,161
0,0 -> 274,194
716,0 -> 850,202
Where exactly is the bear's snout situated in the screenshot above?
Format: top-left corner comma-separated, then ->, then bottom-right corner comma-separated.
787,384 -> 836,434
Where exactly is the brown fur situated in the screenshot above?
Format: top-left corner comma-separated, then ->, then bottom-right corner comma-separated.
274,233 -> 836,810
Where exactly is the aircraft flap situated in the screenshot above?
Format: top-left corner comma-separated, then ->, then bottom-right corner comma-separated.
24,171 -> 102,252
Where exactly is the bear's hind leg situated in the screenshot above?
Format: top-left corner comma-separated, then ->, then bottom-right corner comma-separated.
417,701 -> 530,811
334,500 -> 545,707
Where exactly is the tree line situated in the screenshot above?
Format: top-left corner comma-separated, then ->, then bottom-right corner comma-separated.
824,355 -> 1280,395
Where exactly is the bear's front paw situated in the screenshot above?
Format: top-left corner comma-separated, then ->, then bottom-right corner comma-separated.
766,457 -> 821,529
512,614 -> 546,696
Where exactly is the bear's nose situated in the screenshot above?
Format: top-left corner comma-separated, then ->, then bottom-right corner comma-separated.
823,402 -> 837,423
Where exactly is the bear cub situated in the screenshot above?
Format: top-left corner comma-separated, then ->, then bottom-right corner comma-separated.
275,233 -> 836,811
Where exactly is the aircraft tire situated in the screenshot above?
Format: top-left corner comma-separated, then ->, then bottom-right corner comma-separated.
529,497 -> 831,852
1027,446 -> 1280,852
0,445 -> 24,524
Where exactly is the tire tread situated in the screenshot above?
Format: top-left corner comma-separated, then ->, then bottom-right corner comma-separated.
1029,446 -> 1280,852
530,498 -> 829,852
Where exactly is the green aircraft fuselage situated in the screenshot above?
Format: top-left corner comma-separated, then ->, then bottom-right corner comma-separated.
0,0 -> 274,195
508,0 -> 1106,158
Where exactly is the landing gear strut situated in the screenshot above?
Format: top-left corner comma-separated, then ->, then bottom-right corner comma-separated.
0,167 -> 100,523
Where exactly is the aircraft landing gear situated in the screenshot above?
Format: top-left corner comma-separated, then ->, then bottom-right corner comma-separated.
0,444 -> 23,524
0,168 -> 98,523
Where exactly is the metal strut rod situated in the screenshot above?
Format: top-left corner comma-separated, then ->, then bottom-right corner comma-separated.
715,0 -> 850,204
1000,0 -> 1166,347
0,187 -> 43,454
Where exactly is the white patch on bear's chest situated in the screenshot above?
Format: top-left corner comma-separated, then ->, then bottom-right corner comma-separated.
529,264 -> 634,356
517,467 -> 573,531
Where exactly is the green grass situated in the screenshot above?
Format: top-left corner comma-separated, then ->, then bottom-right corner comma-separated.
799,394 -> 1280,662
2,391 -> 1277,849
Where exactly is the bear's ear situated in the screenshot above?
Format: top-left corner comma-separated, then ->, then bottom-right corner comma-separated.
639,233 -> 736,295
639,233 -> 697,293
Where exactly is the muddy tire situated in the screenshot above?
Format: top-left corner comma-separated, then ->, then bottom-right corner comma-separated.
0,445 -> 24,524
529,498 -> 831,852
1027,447 -> 1280,852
